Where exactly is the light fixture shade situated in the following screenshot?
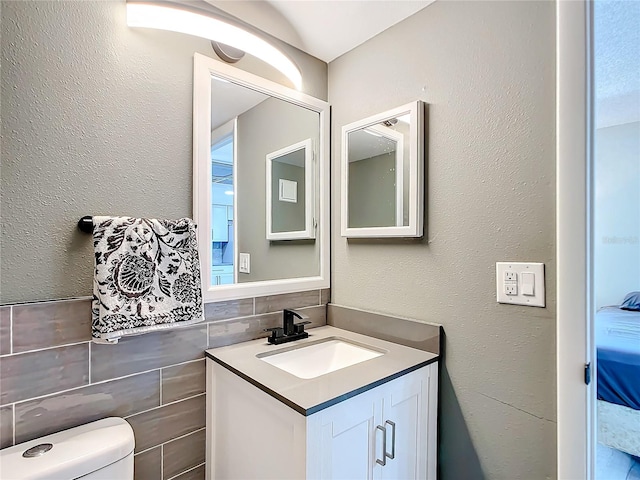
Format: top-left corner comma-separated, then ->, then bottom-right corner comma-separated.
126,2 -> 303,90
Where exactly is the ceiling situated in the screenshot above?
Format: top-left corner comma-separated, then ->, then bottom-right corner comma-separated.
205,0 -> 435,63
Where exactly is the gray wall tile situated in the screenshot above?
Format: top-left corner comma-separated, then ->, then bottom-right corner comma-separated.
171,464 -> 205,480
127,394 -> 205,453
162,360 -> 205,405
134,447 -> 162,480
299,305 -> 327,328
12,299 -> 91,353
320,288 -> 330,305
0,343 -> 89,405
0,405 -> 12,449
163,428 -> 206,480
208,312 -> 280,348
91,324 -> 207,383
0,307 -> 10,355
208,306 -> 327,349
14,370 -> 160,444
255,290 -> 320,314
328,304 -> 441,355
0,293 -> 328,475
204,299 -> 253,322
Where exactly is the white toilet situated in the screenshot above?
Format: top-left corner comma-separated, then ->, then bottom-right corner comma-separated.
0,417 -> 134,479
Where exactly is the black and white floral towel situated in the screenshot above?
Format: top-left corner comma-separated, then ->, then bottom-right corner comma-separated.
91,216 -> 204,344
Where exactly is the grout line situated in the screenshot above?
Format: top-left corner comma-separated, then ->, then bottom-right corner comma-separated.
160,358 -> 205,371
124,392 -> 205,420
205,313 -> 260,325
88,341 -> 92,383
134,444 -> 161,456
133,426 -> 206,457
159,368 -> 163,405
8,360 -> 193,407
206,322 -> 210,349
4,296 -> 93,308
3,340 -> 90,357
167,462 -> 205,480
318,289 -> 322,305
252,297 -> 256,315
2,357 -> 206,409
163,426 -> 206,446
12,403 -> 15,446
9,306 -> 13,355
160,444 -> 164,480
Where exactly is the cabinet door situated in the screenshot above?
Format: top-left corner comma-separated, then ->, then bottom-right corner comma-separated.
308,388 -> 382,480
379,367 -> 430,480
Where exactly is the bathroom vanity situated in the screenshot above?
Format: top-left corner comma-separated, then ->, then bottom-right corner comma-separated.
205,326 -> 439,479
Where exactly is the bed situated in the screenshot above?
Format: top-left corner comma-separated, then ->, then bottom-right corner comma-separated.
596,305 -> 640,457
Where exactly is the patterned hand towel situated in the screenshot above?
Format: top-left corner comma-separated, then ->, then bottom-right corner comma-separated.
92,216 -> 204,344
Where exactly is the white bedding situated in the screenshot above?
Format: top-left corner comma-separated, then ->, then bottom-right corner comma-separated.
596,306 -> 640,353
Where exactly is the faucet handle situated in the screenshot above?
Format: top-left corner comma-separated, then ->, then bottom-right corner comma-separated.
264,327 -> 284,342
293,321 -> 311,334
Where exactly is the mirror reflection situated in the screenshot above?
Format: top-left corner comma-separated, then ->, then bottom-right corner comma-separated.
341,101 -> 424,238
266,139 -> 315,240
210,120 -> 235,285
347,120 -> 408,228
209,76 -> 320,285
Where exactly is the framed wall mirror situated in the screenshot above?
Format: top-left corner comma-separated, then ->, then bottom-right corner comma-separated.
341,101 -> 424,238
193,53 -> 329,302
266,138 -> 315,240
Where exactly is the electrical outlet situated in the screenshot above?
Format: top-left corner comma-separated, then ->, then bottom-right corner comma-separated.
496,262 -> 545,307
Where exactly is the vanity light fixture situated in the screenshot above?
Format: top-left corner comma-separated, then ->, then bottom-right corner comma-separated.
126,2 -> 303,90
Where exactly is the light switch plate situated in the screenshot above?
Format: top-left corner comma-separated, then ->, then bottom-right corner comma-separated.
239,253 -> 250,274
496,262 -> 545,307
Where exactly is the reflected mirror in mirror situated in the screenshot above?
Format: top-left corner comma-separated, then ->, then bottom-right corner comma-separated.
347,124 -> 405,228
341,101 -> 424,238
266,138 -> 315,240
193,54 -> 330,302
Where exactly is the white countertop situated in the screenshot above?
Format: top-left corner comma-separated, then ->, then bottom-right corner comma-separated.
205,325 -> 439,415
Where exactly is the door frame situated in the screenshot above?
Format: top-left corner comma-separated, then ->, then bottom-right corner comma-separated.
556,0 -> 596,478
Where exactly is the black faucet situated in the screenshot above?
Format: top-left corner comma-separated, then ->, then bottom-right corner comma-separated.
265,308 -> 311,345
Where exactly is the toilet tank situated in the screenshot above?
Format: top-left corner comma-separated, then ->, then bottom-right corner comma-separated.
0,417 -> 134,480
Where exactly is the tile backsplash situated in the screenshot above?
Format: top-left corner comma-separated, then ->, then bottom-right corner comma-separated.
0,290 -> 328,479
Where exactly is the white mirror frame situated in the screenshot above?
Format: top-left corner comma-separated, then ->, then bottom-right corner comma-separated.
193,53 -> 330,302
266,138 -> 316,240
341,100 -> 424,238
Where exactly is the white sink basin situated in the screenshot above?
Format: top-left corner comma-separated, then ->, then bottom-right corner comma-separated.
258,338 -> 384,379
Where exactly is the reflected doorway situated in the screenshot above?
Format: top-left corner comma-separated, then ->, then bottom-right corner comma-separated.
593,1 -> 640,479
211,121 -> 235,286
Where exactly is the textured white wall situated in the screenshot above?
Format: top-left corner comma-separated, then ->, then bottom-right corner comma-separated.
0,0 -> 326,304
329,2 -> 556,478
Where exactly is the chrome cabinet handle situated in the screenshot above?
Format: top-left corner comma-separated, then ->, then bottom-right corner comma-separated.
375,425 -> 387,466
384,420 -> 396,460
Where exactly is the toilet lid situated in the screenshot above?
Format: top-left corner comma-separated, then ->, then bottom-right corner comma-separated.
0,418 -> 134,480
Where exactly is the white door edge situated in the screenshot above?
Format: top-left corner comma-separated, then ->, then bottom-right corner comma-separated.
556,0 -> 596,478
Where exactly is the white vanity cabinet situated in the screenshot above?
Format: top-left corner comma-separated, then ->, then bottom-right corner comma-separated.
207,360 -> 438,480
